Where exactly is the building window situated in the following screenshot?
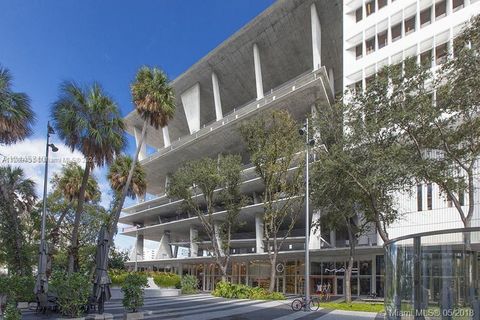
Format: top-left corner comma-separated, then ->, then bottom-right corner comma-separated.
427,183 -> 433,210
404,16 -> 416,35
365,74 -> 376,89
391,23 -> 402,42
366,0 -> 375,16
378,0 -> 387,10
366,37 -> 376,54
453,0 -> 465,11
435,0 -> 447,20
356,7 -> 363,22
356,44 -> 363,59
354,80 -> 363,92
420,49 -> 433,68
417,184 -> 423,211
377,30 -> 388,49
420,7 -> 432,27
435,43 -> 448,65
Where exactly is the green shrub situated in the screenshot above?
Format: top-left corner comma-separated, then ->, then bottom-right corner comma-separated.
0,275 -> 35,303
122,273 -> 149,312
50,272 -> 91,318
3,302 -> 21,320
212,281 -> 285,300
153,272 -> 181,288
109,269 -> 129,286
180,275 -> 198,294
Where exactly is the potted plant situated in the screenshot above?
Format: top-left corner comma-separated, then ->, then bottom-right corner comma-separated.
180,275 -> 198,294
121,273 -> 148,319
152,273 -> 181,297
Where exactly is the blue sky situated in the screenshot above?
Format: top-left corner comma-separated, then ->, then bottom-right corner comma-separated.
0,0 -> 275,251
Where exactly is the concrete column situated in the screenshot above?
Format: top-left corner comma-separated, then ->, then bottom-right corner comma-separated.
253,43 -> 264,100
190,227 -> 198,257
328,69 -> 335,97
255,213 -> 264,253
253,192 -> 262,204
330,230 -> 336,248
311,3 -> 322,70
134,126 -> 147,161
211,72 -> 223,121
162,126 -> 171,147
309,210 -> 322,250
135,234 -> 144,261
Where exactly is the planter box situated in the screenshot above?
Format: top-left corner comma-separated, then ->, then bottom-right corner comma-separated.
123,312 -> 144,320
157,288 -> 180,297
86,313 -> 113,320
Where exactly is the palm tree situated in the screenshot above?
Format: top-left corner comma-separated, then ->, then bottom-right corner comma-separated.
0,166 -> 37,275
107,155 -> 146,200
49,162 -> 101,252
108,67 -> 175,235
0,66 -> 35,144
51,81 -> 125,273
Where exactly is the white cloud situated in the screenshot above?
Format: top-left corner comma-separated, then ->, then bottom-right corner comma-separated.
0,138 -> 86,196
0,138 -> 140,251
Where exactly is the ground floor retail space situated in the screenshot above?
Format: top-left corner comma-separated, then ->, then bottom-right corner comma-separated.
128,248 -> 385,297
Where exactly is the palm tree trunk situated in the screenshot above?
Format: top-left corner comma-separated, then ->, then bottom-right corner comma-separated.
68,162 -> 91,273
109,121 -> 147,239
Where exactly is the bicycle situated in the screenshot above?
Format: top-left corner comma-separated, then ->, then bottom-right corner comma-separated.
291,296 -> 320,311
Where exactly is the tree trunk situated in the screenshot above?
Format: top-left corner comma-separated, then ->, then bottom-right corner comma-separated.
269,254 -> 277,292
346,254 -> 354,303
346,220 -> 356,303
10,206 -> 25,275
68,162 -> 91,273
108,120 -> 147,241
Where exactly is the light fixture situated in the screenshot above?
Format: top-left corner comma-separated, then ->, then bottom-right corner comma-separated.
49,143 -> 58,152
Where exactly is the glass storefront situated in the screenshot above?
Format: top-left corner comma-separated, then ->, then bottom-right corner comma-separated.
140,253 -> 386,297
384,228 -> 480,320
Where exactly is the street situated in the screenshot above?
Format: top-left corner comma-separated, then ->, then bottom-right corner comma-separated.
22,292 -> 383,320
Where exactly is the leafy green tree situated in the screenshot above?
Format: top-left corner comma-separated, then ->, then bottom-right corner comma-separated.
49,162 -> 101,252
108,247 -> 129,270
240,110 -> 304,292
311,103 -> 370,303
108,67 -> 175,239
168,154 -> 244,280
400,16 -> 480,232
0,66 -> 35,145
0,166 -> 37,275
51,82 -> 125,273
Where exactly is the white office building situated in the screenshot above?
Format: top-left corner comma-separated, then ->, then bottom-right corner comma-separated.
118,0 -> 480,298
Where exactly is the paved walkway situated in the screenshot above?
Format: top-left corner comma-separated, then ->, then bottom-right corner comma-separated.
21,292 -> 383,320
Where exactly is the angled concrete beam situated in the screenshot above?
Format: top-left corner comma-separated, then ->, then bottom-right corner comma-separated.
211,72 -> 223,121
133,126 -> 147,161
253,43 -> 264,100
311,3 -> 322,70
162,125 -> 171,147
181,83 -> 201,134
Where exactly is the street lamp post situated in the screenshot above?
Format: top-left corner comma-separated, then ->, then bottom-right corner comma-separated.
35,122 -> 58,295
299,118 -> 314,308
